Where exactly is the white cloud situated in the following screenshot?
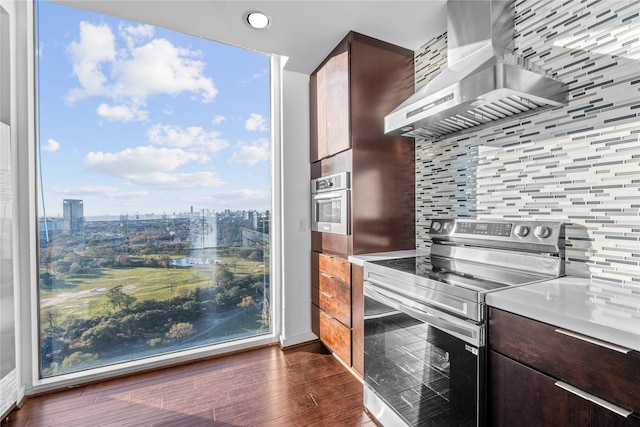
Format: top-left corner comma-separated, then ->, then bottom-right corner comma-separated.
211,115 -> 226,125
97,103 -> 149,122
147,124 -> 229,153
50,185 -> 148,199
125,171 -> 224,189
214,189 -> 269,201
244,113 -> 268,132
83,146 -> 222,189
111,38 -> 217,102
241,68 -> 269,84
66,21 -> 116,103
84,145 -> 204,176
42,138 -> 61,152
229,138 -> 270,166
66,21 -> 217,112
118,23 -> 154,49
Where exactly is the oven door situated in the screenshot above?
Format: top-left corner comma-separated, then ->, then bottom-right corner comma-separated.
311,189 -> 349,235
363,280 -> 485,427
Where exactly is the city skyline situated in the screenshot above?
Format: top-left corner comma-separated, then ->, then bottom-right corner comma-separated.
37,1 -> 272,217
39,198 -> 271,221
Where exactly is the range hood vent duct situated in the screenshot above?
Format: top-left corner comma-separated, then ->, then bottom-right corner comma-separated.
385,0 -> 568,140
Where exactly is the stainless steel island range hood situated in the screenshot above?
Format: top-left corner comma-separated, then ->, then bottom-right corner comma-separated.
385,0 -> 568,140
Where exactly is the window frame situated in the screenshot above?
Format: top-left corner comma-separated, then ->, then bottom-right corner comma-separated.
22,3 -> 284,393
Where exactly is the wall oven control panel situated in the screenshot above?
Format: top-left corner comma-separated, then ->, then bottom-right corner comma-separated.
311,171 -> 350,193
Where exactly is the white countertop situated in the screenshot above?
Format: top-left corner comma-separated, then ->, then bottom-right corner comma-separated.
486,276 -> 640,352
348,250 -> 418,267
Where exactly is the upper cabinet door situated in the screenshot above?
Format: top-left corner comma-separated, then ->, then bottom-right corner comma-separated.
324,50 -> 349,158
310,42 -> 350,163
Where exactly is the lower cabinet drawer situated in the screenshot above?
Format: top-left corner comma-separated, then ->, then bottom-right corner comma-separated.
489,308 -> 640,413
317,253 -> 351,283
319,289 -> 351,327
319,272 -> 350,306
319,309 -> 351,365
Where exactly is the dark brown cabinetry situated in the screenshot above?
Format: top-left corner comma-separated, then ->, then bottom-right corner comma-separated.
309,42 -> 349,163
489,308 -> 640,426
311,252 -> 352,364
309,32 -> 415,375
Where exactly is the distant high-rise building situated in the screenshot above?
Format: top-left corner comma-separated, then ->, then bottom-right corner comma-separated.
63,199 -> 84,233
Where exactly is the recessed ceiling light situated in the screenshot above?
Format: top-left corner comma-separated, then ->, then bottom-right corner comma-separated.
246,11 -> 270,29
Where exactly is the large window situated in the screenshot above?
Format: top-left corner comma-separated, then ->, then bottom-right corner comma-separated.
36,2 -> 272,378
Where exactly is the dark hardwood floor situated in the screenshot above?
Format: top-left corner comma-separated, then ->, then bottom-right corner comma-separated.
3,342 -> 380,427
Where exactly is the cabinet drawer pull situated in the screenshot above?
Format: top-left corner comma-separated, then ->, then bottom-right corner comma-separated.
555,329 -> 631,354
320,291 -> 334,299
320,310 -> 333,320
555,381 -> 632,417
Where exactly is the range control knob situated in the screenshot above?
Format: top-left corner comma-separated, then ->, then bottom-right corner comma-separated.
431,221 -> 442,232
534,226 -> 552,239
443,222 -> 453,231
514,225 -> 530,237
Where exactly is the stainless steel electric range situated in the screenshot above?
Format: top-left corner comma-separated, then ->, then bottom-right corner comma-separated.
363,218 -> 565,427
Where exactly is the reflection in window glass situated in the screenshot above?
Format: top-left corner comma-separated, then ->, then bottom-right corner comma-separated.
36,2 -> 271,378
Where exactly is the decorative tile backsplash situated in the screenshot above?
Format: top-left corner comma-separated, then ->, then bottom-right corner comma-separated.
414,0 -> 640,285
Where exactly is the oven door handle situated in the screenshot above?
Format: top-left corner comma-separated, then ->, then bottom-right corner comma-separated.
364,282 -> 483,348
312,192 -> 344,200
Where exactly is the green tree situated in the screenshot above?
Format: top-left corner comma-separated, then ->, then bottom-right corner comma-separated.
69,261 -> 83,274
215,265 -> 234,287
114,254 -> 132,267
215,285 -> 241,308
81,318 -> 123,350
41,308 -> 60,328
106,285 -> 136,311
159,255 -> 172,269
147,338 -> 165,348
166,322 -> 193,343
238,295 -> 255,311
61,352 -> 98,370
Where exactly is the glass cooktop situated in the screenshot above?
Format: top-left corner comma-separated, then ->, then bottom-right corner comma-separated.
368,255 -> 548,294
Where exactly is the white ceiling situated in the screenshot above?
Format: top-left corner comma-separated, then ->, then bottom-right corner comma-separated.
52,0 -> 448,74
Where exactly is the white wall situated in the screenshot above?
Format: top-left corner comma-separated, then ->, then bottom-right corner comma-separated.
279,69 -> 314,347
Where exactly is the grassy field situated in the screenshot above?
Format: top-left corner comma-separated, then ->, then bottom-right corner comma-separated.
40,251 -> 267,326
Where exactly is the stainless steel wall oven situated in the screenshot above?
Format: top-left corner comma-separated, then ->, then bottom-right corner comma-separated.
363,219 -> 565,426
311,172 -> 350,235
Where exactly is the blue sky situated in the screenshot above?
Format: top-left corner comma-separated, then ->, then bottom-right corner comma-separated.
36,1 -> 271,218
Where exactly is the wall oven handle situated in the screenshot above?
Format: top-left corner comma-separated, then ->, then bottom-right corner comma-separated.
312,192 -> 343,200
364,282 -> 483,348
554,381 -> 632,417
